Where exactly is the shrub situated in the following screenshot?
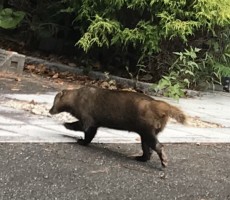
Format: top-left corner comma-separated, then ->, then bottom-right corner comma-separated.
2,0 -> 230,98
73,0 -> 230,54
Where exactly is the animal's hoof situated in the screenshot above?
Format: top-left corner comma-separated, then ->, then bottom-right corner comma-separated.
135,156 -> 148,162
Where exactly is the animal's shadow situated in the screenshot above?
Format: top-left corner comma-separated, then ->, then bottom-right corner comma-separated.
61,134 -> 164,172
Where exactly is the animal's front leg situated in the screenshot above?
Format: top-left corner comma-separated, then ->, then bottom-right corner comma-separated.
78,117 -> 98,146
64,121 -> 83,131
78,126 -> 98,146
136,135 -> 153,162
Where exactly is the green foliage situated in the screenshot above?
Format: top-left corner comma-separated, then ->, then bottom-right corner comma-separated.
206,27 -> 230,77
69,0 -> 230,87
155,73 -> 184,100
72,0 -> 230,52
155,47 -> 201,99
71,1 -> 161,53
77,15 -> 121,52
0,8 -> 25,29
156,45 -> 230,99
1,0 -> 230,99
194,0 -> 230,28
171,47 -> 201,88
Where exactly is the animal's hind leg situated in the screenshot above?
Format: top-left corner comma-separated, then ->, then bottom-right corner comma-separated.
154,142 -> 168,168
145,131 -> 168,167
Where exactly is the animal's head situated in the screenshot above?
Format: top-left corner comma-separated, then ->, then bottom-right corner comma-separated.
49,90 -> 69,115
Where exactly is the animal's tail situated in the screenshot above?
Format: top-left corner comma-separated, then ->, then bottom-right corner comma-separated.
169,105 -> 187,124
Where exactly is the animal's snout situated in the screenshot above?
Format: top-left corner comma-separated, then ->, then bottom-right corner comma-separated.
49,107 -> 55,115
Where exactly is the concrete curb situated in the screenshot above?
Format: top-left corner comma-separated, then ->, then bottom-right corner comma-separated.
25,56 -> 200,97
25,56 -> 155,94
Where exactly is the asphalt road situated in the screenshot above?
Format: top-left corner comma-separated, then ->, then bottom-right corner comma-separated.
0,143 -> 229,200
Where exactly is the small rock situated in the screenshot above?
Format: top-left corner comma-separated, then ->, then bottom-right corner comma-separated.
44,175 -> 49,179
100,81 -> 110,88
52,73 -> 59,79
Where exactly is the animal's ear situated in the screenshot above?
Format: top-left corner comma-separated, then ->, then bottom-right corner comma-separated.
59,90 -> 67,97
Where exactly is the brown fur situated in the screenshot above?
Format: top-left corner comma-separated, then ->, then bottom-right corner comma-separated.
49,86 -> 186,167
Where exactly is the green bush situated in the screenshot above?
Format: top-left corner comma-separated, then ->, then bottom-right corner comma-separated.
1,0 -> 230,98
155,43 -> 230,98
70,0 -> 230,97
73,0 -> 230,54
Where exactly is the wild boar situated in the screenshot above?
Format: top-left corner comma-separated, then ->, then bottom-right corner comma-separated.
49,86 -> 186,167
